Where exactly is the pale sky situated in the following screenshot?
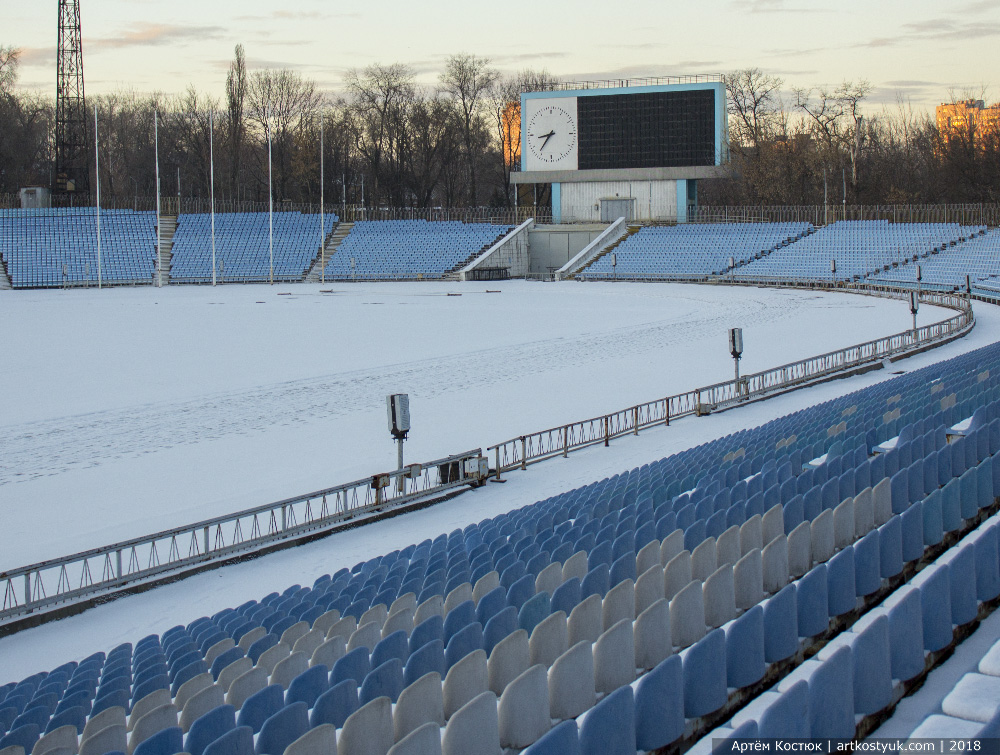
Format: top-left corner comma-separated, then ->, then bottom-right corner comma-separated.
5,0 -> 999,114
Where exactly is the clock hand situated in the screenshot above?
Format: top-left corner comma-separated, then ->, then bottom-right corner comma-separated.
538,130 -> 556,151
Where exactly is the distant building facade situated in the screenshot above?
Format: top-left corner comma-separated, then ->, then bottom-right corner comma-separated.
936,99 -> 1000,142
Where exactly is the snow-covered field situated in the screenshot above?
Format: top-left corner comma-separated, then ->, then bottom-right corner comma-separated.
0,280 -> 977,683
0,282 -> 950,570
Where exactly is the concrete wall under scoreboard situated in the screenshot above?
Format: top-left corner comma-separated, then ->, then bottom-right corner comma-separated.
528,224 -> 607,275
558,179 -> 681,223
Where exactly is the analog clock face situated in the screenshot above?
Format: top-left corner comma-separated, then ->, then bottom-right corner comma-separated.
527,105 -> 578,165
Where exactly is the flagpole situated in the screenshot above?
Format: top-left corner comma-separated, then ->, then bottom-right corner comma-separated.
320,110 -> 325,285
155,111 -> 162,287
268,109 -> 273,285
210,110 -> 217,286
95,106 -> 102,289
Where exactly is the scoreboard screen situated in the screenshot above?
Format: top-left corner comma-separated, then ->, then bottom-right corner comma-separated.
577,89 -> 716,169
520,82 -> 725,174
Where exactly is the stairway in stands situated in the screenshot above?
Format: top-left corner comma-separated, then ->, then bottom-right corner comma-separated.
568,224 -> 642,279
305,222 -> 354,282
156,215 -> 177,286
0,253 -> 11,290
442,227 -> 512,281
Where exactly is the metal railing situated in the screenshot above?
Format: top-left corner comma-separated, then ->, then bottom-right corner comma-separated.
487,286 -> 973,476
690,203 -> 1000,227
528,74 -> 725,93
0,449 -> 484,625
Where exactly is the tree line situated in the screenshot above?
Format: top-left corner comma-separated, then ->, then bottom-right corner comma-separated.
0,44 -> 555,210
1,47 -> 998,210
707,68 -> 1000,206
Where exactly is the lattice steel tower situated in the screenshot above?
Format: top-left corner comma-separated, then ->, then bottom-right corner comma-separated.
55,0 -> 90,194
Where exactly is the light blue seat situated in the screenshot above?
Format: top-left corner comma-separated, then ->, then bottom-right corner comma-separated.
578,686 -> 634,755
185,705 -> 236,755
726,606 -> 765,689
235,685 -> 283,734
331,647 -> 370,687
309,679 -> 358,729
759,679 -> 809,738
134,726 -> 184,755
920,566 -> 953,652
852,615 -> 892,715
888,590 -> 924,682
683,629 -> 727,718
359,659 -> 404,705
285,665 -> 328,709
255,702 -> 308,755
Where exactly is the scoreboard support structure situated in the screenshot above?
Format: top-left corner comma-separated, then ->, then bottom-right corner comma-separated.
510,78 -> 728,224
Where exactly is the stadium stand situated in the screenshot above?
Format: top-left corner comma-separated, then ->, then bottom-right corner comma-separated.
321,220 -> 512,280
578,222 -> 813,280
733,220 -> 984,283
0,209 -> 156,288
169,213 -> 338,284
7,326 -> 1000,752
871,227 -> 997,291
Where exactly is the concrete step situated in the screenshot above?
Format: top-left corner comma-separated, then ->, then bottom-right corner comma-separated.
305,222 -> 355,282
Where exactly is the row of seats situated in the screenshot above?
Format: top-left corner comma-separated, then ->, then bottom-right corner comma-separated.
0,210 -> 156,288
873,227 -> 998,291
580,222 -> 813,280
323,221 -> 511,280
170,214 -> 338,284
695,509 -> 1000,749
5,334 -> 1000,754
734,220 -> 983,282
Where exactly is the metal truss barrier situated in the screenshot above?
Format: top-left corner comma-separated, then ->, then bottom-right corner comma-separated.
487,286 -> 974,477
0,449 -> 485,626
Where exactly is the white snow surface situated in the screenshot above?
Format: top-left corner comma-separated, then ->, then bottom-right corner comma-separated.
0,281 -> 986,683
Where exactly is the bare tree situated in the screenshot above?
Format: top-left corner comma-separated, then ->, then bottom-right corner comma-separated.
0,45 -> 20,95
226,45 -> 247,199
726,68 -> 784,149
489,69 -> 558,206
440,53 -> 498,206
346,63 -> 416,207
247,67 -> 322,200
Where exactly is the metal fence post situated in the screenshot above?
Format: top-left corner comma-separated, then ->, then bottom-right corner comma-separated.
204,526 -> 210,555
634,406 -> 639,435
520,437 -> 527,470
563,427 -> 569,458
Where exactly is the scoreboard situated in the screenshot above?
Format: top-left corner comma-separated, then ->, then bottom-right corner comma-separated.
520,82 -> 726,175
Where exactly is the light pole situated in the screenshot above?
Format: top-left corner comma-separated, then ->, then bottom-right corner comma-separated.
729,327 -> 744,396
387,394 -> 410,493
319,110 -> 325,285
94,106 -> 102,289
210,110 -> 217,286
267,108 -> 274,285
155,111 -> 162,287
909,291 -> 919,335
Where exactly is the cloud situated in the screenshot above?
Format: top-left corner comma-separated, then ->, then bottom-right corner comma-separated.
865,18 -> 1000,48
89,23 -> 225,51
17,47 -> 57,67
234,10 -> 358,22
490,52 -> 570,65
959,0 -> 1000,12
729,0 -> 827,13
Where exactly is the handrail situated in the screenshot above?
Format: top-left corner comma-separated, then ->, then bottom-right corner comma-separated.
0,449 -> 484,625
486,286 -> 973,476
